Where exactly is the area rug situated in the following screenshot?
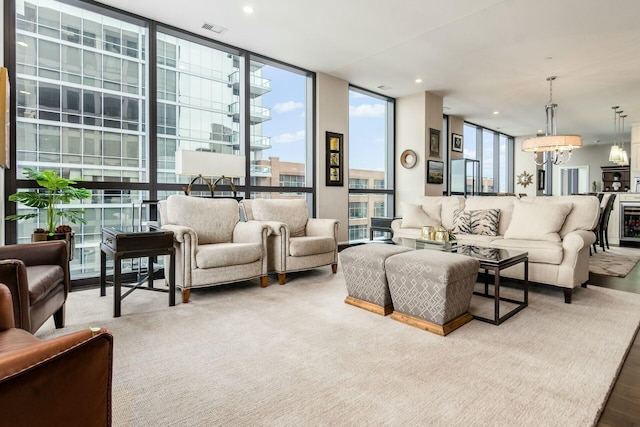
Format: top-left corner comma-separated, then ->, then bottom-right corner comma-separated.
37,270 -> 640,427
589,246 -> 640,277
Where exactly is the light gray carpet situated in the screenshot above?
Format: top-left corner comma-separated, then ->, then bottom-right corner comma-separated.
37,269 -> 640,426
589,246 -> 640,277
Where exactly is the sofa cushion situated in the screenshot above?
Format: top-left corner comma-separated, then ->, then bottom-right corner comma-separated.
455,234 -> 502,248
166,195 -> 238,244
469,209 -> 500,236
465,196 -> 515,236
490,239 -> 564,265
289,236 -> 336,257
452,209 -> 499,236
452,209 -> 472,234
519,195 -> 599,238
504,200 -> 572,242
195,242 -> 262,269
252,199 -> 308,237
401,203 -> 440,228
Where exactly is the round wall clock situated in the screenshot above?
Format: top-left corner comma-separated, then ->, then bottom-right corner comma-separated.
516,171 -> 533,187
400,149 -> 417,169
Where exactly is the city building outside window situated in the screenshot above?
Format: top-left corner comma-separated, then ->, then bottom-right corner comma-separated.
348,87 -> 394,241
8,0 -> 315,280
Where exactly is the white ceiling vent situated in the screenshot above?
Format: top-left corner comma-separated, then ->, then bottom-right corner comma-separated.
377,85 -> 391,91
201,22 -> 228,35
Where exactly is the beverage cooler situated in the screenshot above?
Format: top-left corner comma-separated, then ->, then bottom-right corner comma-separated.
620,202 -> 640,244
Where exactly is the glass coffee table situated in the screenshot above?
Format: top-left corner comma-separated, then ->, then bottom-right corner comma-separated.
415,240 -> 528,325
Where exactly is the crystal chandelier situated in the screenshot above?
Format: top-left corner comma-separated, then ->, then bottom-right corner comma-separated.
522,76 -> 582,165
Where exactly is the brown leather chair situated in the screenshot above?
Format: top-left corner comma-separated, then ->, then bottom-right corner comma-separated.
0,240 -> 69,333
0,283 -> 113,426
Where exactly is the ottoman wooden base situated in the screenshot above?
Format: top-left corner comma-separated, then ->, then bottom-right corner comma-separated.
345,296 -> 393,316
390,311 -> 473,336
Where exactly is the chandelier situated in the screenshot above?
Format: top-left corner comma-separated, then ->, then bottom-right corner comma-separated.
522,76 -> 582,165
609,106 -> 629,166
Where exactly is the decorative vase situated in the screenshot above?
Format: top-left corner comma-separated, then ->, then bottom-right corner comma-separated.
421,226 -> 435,240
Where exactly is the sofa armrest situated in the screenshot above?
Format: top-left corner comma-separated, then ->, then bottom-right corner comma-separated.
0,241 -> 68,268
390,219 -> 403,243
0,328 -> 113,426
233,221 -> 271,244
306,218 -> 339,238
161,224 -> 197,245
563,230 -> 596,252
0,261 -> 30,331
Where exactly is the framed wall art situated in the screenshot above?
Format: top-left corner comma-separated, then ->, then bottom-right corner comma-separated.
428,128 -> 440,158
427,160 -> 444,184
452,133 -> 463,153
326,131 -> 343,186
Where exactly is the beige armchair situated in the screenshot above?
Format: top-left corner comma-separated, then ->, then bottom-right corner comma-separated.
159,195 -> 270,303
240,199 -> 339,284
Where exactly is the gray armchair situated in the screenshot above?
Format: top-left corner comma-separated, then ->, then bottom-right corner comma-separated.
240,199 -> 339,284
159,195 -> 270,303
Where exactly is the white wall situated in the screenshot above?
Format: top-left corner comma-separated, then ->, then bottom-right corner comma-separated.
396,93 -> 426,210
395,91 -> 443,215
315,73 -> 349,243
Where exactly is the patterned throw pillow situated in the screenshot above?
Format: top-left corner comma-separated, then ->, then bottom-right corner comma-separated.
452,209 -> 471,234
469,209 -> 500,236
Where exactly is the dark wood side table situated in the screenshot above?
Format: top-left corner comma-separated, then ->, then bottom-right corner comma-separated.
369,217 -> 399,241
100,226 -> 175,317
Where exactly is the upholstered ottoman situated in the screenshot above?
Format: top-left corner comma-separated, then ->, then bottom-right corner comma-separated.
386,250 -> 480,336
340,243 -> 412,315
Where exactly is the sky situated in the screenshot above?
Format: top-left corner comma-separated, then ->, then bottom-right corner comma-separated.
260,66 -> 387,171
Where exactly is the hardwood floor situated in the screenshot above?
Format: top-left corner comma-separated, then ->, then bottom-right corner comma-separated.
590,250 -> 640,426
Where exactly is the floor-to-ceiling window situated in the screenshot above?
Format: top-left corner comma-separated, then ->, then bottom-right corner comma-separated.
463,122 -> 514,194
7,0 -> 315,281
348,86 -> 394,241
12,0 -> 149,278
247,58 -> 314,207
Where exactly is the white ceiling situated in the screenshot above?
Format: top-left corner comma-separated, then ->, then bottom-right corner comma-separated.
97,0 -> 640,145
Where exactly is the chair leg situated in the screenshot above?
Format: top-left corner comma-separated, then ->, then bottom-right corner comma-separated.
53,304 -> 65,329
331,263 -> 338,274
605,229 -> 610,249
278,273 -> 286,285
563,288 -> 572,304
260,276 -> 268,288
181,289 -> 191,303
599,229 -> 605,251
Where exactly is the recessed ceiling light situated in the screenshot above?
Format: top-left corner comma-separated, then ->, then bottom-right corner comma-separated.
17,41 -> 28,47
415,78 -> 422,83
243,5 -> 254,14
493,111 -> 500,115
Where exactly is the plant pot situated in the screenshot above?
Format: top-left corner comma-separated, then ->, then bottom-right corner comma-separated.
32,232 -> 75,261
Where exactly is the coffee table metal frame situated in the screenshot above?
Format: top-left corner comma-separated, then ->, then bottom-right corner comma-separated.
415,240 -> 528,325
472,250 -> 528,325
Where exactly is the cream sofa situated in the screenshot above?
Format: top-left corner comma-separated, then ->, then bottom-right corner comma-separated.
391,195 -> 600,303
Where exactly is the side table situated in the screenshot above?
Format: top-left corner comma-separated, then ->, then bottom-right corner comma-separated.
100,226 -> 175,317
369,217 -> 399,241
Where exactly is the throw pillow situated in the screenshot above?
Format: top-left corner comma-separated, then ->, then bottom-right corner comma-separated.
401,203 -> 439,228
469,209 -> 500,236
504,200 -> 572,242
452,209 -> 471,234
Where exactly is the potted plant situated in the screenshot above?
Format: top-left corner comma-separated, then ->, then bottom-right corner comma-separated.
6,167 -> 92,260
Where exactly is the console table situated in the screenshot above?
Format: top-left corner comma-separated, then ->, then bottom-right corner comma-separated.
100,226 -> 175,317
369,217 -> 398,241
